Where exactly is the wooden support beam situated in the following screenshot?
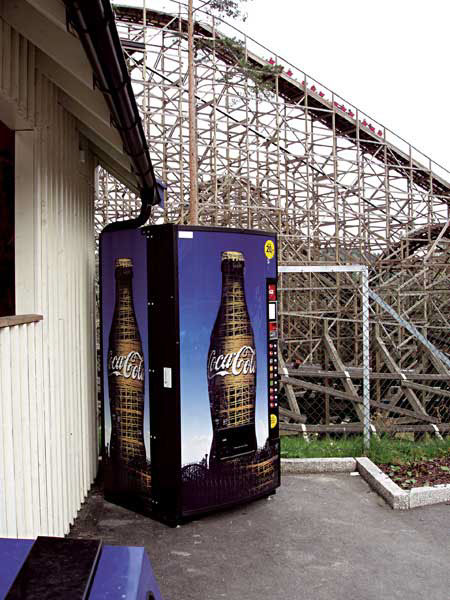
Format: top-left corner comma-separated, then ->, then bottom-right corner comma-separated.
280,422 -> 362,434
370,400 -> 439,423
375,334 -> 430,419
323,331 -> 365,421
420,343 -> 450,377
281,376 -> 359,402
279,407 -> 306,423
279,354 -> 302,416
280,423 -> 450,435
284,371 -> 440,423
286,368 -> 450,381
401,380 -> 450,400
0,314 -> 43,328
283,374 -> 439,423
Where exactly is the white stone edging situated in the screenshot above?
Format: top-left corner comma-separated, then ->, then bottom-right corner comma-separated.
281,457 -> 356,474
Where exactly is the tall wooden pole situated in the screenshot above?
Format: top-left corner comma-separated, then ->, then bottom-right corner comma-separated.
188,0 -> 199,224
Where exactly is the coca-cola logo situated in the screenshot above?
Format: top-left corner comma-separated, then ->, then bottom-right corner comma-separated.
108,351 -> 144,381
208,346 -> 256,379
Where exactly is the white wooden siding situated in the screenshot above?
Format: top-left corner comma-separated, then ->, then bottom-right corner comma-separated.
0,320 -> 43,538
0,20 -> 98,538
0,20 -> 35,125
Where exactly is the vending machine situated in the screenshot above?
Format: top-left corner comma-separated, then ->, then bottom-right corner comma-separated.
100,225 -> 279,525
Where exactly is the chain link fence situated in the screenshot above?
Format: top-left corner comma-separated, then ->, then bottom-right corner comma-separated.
278,266 -> 370,447
278,265 -> 450,445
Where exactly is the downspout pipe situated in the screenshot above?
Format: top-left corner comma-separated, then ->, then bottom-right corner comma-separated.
64,0 -> 159,231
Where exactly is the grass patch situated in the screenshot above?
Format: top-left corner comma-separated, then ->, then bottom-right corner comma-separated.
281,434 -> 450,465
281,436 -> 364,459
368,435 -> 450,464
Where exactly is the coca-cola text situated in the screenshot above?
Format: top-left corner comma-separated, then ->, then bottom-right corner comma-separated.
208,345 -> 256,379
108,350 -> 144,381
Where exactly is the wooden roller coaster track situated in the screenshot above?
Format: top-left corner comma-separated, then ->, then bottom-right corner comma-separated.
95,3 -> 450,435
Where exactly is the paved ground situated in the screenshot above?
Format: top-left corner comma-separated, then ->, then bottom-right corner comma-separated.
69,474 -> 450,600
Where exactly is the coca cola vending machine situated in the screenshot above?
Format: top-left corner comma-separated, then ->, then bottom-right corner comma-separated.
100,225 -> 279,525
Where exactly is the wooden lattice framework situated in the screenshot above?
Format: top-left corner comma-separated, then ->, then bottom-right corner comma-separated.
95,3 -> 450,434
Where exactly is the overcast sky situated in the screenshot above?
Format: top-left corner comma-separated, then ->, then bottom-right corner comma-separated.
116,0 -> 450,173
243,0 -> 449,172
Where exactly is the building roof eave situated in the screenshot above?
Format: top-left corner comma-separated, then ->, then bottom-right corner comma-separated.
63,0 -> 158,230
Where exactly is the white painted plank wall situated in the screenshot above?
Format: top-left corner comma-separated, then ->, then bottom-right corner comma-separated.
0,21 -> 98,538
0,321 -> 43,538
0,20 -> 35,123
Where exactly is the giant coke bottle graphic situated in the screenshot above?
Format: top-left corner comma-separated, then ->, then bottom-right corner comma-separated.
207,251 -> 257,463
108,258 -> 146,468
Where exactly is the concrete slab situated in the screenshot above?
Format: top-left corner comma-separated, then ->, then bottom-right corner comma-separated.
69,476 -> 450,600
281,457 -> 450,510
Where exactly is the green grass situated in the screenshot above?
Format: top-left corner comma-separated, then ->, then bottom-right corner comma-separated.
281,434 -> 450,465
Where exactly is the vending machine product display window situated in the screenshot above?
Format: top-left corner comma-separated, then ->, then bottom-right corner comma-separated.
100,225 -> 279,525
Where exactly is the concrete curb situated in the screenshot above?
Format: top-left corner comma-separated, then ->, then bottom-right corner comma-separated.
281,457 -> 450,510
281,457 -> 356,474
356,457 -> 409,510
409,484 -> 450,508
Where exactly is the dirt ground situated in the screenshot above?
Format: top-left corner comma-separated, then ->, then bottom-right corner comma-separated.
378,456 -> 450,489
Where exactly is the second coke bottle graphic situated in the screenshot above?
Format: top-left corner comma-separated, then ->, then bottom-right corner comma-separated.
207,251 -> 257,463
108,257 -> 147,469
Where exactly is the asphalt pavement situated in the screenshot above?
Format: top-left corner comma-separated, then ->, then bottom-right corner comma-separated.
69,473 -> 450,599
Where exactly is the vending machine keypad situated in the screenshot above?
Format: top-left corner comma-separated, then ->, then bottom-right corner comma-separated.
267,280 -> 279,438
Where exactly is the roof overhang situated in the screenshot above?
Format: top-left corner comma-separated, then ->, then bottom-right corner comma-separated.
0,0 -> 147,197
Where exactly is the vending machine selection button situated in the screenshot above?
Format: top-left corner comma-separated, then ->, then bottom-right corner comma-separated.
268,284 -> 277,301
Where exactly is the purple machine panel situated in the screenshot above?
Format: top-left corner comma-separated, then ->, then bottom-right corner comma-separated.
0,538 -> 162,599
0,539 -> 34,597
90,546 -> 162,600
177,228 -> 279,515
100,229 -> 151,512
